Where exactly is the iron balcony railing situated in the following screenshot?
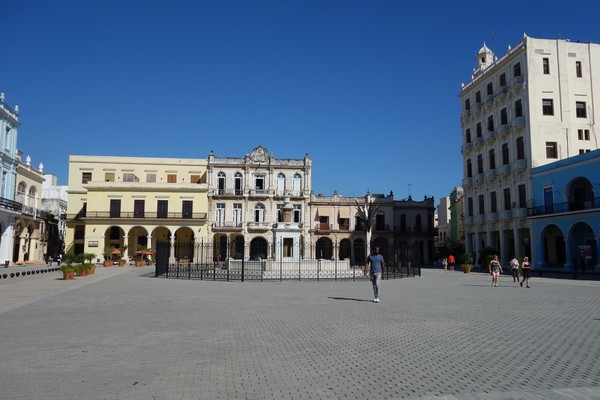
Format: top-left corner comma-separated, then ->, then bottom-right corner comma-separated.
0,197 -> 23,212
68,211 -> 207,220
528,197 -> 599,217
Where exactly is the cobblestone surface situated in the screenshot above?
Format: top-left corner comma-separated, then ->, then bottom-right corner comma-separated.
0,267 -> 599,399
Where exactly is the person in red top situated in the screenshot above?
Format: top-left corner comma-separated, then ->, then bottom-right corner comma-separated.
448,254 -> 455,271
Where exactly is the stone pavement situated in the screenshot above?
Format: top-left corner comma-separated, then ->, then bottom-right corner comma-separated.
0,267 -> 599,400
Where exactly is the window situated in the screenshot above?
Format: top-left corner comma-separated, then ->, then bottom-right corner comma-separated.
576,61 -> 582,78
134,200 -> 145,218
489,149 -> 496,170
513,62 -> 521,77
466,159 -> 472,178
579,149 -> 591,154
478,194 -> 485,215
467,197 -> 473,217
233,203 -> 242,225
217,172 -> 226,194
123,173 -> 138,182
465,98 -> 471,111
277,204 -> 284,222
576,101 -> 587,118
487,115 -> 494,132
234,172 -> 243,195
500,108 -> 508,125
515,99 -> 523,117
277,173 -> 285,195
500,143 -> 509,166
157,200 -> 168,218
254,204 -> 264,222
499,73 -> 507,87
477,154 -> 483,174
167,174 -> 177,183
503,188 -> 511,211
476,122 -> 482,138
466,128 -> 471,143
216,203 -> 225,226
546,142 -> 558,158
293,174 -> 302,195
255,176 -> 265,190
490,191 -> 497,213
518,184 -> 526,208
110,199 -> 121,218
516,137 -> 525,160
105,173 -> 115,182
190,175 -> 202,184
147,173 -> 156,183
82,172 -> 92,184
578,129 -> 590,140
543,58 -> 550,74
293,204 -> 302,223
182,200 -> 193,219
475,91 -> 481,104
486,82 -> 493,96
542,99 -> 554,115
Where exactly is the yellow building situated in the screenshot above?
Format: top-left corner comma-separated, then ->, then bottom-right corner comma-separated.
65,155 -> 208,264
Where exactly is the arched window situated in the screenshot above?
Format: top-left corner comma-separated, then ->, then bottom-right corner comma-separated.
416,215 -> 422,233
254,203 -> 265,222
28,186 -> 37,208
217,172 -> 226,195
277,173 -> 285,195
17,182 -> 26,204
293,173 -> 302,195
234,172 -> 243,195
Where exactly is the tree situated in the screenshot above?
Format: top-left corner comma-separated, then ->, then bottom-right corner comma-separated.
354,192 -> 380,259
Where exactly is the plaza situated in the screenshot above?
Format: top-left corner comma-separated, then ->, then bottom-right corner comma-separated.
0,265 -> 599,400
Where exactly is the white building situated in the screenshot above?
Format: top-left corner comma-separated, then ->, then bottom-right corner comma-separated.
206,145 -> 312,261
435,196 -> 450,249
41,174 -> 68,256
459,35 -> 600,263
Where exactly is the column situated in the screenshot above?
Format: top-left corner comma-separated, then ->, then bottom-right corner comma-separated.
169,235 -> 176,264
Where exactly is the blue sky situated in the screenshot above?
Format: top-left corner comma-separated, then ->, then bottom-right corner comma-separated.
3,1 -> 600,203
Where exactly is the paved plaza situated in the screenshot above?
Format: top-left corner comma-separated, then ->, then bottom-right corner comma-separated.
0,266 -> 599,400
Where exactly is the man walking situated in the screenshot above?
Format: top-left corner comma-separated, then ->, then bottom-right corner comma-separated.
364,246 -> 385,303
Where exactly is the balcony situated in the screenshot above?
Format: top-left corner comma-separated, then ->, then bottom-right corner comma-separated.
512,117 -> 526,128
528,197 -> 599,217
248,189 -> 272,198
484,169 -> 497,179
247,222 -> 272,231
314,223 -> 332,232
512,208 -> 528,218
70,211 -> 208,220
0,197 -> 23,213
499,164 -> 510,175
500,210 -> 512,219
212,221 -> 243,231
498,124 -> 509,134
274,190 -> 305,198
211,189 -> 244,197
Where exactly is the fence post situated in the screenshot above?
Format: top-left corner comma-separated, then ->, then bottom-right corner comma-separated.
241,258 -> 245,282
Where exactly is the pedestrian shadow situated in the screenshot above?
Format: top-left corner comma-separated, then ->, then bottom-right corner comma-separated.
328,297 -> 372,302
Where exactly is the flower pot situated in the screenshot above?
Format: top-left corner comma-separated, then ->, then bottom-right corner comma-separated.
118,260 -> 126,267
62,270 -> 74,280
104,261 -> 113,267
135,260 -> 145,267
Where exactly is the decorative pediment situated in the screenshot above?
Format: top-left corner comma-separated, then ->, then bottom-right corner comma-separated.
249,145 -> 270,163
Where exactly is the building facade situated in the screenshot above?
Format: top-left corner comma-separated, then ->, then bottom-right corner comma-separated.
206,145 -> 312,261
0,93 -> 20,264
41,174 -> 68,257
460,35 -> 600,264
528,149 -> 600,271
65,155 -> 209,263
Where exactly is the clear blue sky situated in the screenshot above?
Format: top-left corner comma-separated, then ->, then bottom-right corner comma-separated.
4,1 -> 600,203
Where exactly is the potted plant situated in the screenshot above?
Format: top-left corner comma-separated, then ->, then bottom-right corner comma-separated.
59,265 -> 75,280
462,252 -> 474,273
103,246 -> 114,267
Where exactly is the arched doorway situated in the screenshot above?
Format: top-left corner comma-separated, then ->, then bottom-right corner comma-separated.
250,237 -> 268,259
339,239 -> 351,260
316,237 -> 333,260
353,238 -> 366,266
541,224 -> 565,267
567,177 -> 594,211
569,222 -> 597,269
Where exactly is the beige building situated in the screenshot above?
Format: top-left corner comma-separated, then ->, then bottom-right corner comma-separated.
459,35 -> 600,263
14,153 -> 48,263
207,145 -> 312,260
65,155 -> 208,263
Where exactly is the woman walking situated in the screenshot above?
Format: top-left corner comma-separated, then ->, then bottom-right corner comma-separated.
488,255 -> 503,287
520,256 -> 531,288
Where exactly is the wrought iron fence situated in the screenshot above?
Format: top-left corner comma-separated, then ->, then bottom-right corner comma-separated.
154,241 -> 421,282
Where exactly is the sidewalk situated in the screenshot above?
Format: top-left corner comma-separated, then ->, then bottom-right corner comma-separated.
0,268 -> 598,400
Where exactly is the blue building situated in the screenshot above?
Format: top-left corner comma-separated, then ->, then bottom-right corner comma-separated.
0,93 -> 21,264
528,149 -> 600,272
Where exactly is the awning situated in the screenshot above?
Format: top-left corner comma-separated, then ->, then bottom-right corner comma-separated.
338,208 -> 350,219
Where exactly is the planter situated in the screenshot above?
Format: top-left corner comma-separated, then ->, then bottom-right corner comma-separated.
62,270 -> 75,280
135,260 -> 145,267
103,261 -> 113,267
118,260 -> 126,267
